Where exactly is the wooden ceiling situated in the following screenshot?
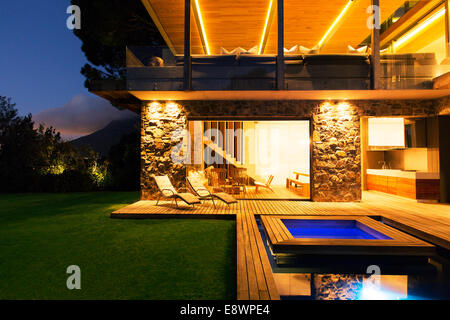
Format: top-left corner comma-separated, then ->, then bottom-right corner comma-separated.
142,0 -> 204,54
265,0 -> 350,54
321,0 -> 409,53
144,0 -> 414,55
198,0 -> 271,54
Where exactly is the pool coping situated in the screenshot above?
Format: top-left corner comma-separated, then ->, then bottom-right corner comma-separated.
261,215 -> 436,256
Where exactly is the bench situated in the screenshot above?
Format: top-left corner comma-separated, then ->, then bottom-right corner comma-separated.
286,172 -> 310,197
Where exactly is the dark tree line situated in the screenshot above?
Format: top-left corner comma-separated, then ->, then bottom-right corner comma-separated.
71,0 -> 163,87
0,2 -> 153,192
0,96 -> 139,193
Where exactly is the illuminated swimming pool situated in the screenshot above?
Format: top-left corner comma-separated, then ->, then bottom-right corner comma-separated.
281,219 -> 392,240
260,216 -> 434,257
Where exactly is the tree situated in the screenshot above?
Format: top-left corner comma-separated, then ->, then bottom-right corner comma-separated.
71,0 -> 164,87
0,96 -> 41,191
0,96 -> 103,192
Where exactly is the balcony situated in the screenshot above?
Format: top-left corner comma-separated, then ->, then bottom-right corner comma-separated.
126,46 -> 450,92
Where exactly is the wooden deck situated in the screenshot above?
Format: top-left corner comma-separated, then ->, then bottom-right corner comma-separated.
111,191 -> 450,300
236,185 -> 308,200
237,210 -> 280,300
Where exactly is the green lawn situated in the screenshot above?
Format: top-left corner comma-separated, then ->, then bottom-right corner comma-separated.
0,192 -> 236,299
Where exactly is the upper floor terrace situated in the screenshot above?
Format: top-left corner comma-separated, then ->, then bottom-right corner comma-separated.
91,0 -> 450,104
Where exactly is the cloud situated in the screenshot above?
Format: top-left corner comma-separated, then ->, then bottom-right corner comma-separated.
33,93 -> 137,140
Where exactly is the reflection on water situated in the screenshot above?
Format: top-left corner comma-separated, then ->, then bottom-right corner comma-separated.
272,273 -> 408,300
257,219 -> 449,300
315,274 -> 365,300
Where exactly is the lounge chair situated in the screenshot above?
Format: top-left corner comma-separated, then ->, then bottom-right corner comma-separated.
254,175 -> 274,193
154,175 -> 201,208
186,176 -> 238,208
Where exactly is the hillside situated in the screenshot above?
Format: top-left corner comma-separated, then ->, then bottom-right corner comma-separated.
71,117 -> 139,156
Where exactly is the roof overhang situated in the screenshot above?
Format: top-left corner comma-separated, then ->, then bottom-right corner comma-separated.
130,89 -> 450,101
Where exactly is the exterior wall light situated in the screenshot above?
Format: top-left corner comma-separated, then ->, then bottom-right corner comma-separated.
165,102 -> 181,117
148,102 -> 162,118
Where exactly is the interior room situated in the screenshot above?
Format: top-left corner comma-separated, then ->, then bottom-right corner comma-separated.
361,116 -> 441,201
186,120 -> 311,200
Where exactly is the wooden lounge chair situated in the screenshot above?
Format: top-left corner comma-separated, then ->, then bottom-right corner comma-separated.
254,175 -> 274,193
154,175 -> 201,208
286,171 -> 310,197
186,176 -> 238,208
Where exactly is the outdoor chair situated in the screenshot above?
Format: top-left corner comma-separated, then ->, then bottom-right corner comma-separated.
254,175 -> 275,193
230,167 -> 248,193
153,175 -> 201,208
186,176 -> 238,208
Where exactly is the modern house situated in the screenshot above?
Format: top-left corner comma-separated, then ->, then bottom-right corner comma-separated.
91,0 -> 450,203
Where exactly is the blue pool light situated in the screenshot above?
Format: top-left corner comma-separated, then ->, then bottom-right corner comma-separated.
282,219 -> 392,240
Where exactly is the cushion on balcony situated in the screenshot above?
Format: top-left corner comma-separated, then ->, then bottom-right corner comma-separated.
347,45 -> 371,54
221,46 -> 258,55
284,45 -> 299,54
220,47 -> 241,55
299,45 -> 319,54
238,46 -> 258,55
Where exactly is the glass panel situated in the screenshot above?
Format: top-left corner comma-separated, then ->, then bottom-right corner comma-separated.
186,120 -> 311,200
380,2 -> 450,89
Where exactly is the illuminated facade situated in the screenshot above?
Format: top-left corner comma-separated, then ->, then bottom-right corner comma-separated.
91,0 -> 450,202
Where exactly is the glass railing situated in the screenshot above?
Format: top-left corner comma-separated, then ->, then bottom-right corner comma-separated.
380,53 -> 450,89
126,46 -> 450,91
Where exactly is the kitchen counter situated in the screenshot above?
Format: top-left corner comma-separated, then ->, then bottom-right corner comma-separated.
367,169 -> 440,180
366,169 -> 440,200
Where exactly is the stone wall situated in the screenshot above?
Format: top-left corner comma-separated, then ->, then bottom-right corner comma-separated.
312,102 -> 361,201
140,102 -> 187,199
140,99 -> 439,201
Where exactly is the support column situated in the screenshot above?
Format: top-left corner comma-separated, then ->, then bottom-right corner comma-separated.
277,0 -> 284,90
184,0 -> 192,90
371,0 -> 381,90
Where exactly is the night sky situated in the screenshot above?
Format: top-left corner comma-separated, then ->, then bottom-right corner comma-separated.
0,1 -> 134,139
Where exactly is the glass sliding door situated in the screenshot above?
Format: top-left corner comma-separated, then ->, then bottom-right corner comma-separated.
186,119 -> 311,200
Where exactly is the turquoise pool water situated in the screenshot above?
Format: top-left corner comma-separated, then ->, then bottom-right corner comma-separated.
281,219 -> 392,240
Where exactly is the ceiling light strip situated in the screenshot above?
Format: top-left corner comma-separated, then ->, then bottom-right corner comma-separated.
258,0 -> 275,55
192,0 -> 211,55
317,0 -> 354,49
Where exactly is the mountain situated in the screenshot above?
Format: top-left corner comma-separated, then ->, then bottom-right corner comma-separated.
71,117 -> 139,156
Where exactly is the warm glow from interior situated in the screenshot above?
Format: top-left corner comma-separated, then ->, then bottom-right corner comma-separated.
245,121 -> 310,185
258,0 -> 274,55
317,0 -> 354,49
394,7 -> 446,51
193,0 -> 211,55
368,117 -> 405,147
